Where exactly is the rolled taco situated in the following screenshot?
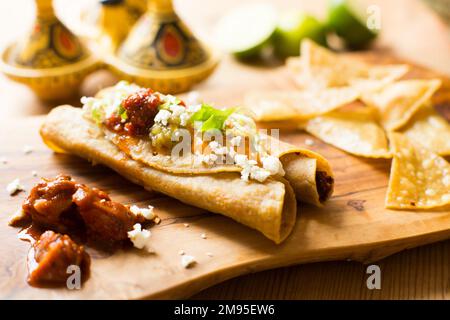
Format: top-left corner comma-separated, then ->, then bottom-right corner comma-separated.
40,82 -> 334,243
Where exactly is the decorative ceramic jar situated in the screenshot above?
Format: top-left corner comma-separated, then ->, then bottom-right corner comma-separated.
105,0 -> 220,93
0,0 -> 100,100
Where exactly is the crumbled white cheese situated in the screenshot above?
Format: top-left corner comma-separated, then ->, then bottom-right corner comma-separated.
184,223 -> 190,228
130,205 -> 155,220
31,171 -> 38,177
154,109 -> 171,126
6,179 -> 25,196
178,250 -> 185,255
127,223 -> 151,250
234,154 -> 248,167
180,112 -> 190,126
233,153 -> 273,182
23,145 -> 33,154
169,104 -> 186,118
181,255 -> 197,268
304,138 -> 315,146
201,233 -> 207,239
187,104 -> 202,113
240,165 -> 251,182
250,166 -> 271,182
0,157 -> 7,164
165,94 -> 178,105
262,156 -> 285,176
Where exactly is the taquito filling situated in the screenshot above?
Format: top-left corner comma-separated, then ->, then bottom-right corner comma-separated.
81,81 -> 285,183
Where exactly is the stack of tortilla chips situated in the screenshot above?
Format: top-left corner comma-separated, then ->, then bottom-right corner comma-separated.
244,39 -> 450,210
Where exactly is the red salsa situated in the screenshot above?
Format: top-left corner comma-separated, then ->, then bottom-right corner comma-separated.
105,88 -> 162,136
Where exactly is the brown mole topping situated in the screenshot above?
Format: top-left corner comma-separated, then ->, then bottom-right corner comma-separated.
27,230 -> 90,287
15,175 -> 154,288
73,185 -> 144,244
22,175 -> 83,234
20,174 -> 145,246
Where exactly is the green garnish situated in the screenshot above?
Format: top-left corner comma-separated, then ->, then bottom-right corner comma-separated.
118,105 -> 128,121
190,104 -> 235,132
159,95 -> 182,110
91,108 -> 103,125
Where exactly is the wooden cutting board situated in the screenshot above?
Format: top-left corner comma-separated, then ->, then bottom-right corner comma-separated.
0,55 -> 449,300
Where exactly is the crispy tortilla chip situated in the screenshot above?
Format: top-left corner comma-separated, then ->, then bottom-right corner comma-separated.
361,79 -> 442,131
401,104 -> 450,156
244,87 -> 359,122
386,133 -> 450,209
305,108 -> 391,158
287,39 -> 408,92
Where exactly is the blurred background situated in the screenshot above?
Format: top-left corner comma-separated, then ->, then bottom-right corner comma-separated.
0,0 -> 449,115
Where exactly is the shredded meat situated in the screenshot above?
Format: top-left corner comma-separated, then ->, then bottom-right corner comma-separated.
73,185 -> 144,244
22,175 -> 82,233
27,231 -> 90,287
316,171 -> 334,203
15,175 -> 156,288
21,175 -> 144,245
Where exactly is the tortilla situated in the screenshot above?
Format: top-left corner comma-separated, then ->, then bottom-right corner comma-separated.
40,106 -> 297,244
401,104 -> 450,156
243,87 -> 359,122
305,108 -> 391,158
361,79 -> 442,131
386,133 -> 450,209
287,39 -> 408,92
264,135 -> 334,205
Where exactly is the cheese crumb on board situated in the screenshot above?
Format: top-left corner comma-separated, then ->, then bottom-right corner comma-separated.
6,179 -> 25,196
23,145 -> 34,154
129,205 -> 155,220
181,255 -> 197,268
201,233 -> 207,239
127,223 -> 151,250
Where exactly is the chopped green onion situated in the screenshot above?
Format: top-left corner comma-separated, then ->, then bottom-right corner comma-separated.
190,103 -> 235,132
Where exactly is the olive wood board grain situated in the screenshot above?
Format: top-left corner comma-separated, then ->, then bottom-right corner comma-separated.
1,55 -> 450,299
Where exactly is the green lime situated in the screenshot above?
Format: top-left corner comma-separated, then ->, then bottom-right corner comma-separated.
327,0 -> 377,49
274,12 -> 327,58
214,3 -> 278,58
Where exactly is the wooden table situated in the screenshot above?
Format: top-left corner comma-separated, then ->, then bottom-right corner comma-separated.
1,0 -> 450,299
